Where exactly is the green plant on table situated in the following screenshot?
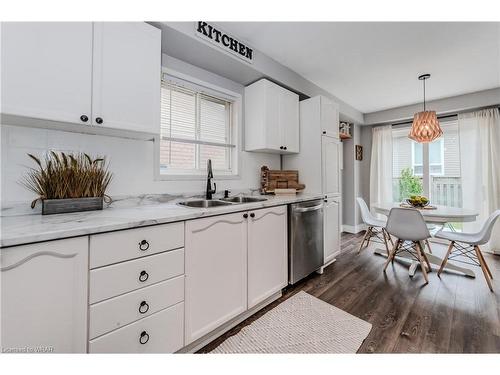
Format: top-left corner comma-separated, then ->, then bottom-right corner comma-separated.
21,151 -> 113,209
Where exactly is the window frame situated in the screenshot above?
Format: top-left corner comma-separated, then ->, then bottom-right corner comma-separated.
411,138 -> 444,177
154,69 -> 242,181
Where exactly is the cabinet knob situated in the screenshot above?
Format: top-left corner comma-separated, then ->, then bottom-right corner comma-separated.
139,331 -> 150,345
138,239 -> 150,251
243,213 -> 248,219
139,301 -> 150,314
95,117 -> 103,124
139,270 -> 149,282
250,213 -> 255,218
80,115 -> 88,123
279,146 -> 284,150
283,146 -> 287,150
323,131 -> 327,135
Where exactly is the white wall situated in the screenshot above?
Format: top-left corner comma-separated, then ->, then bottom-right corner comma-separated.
0,56 -> 279,206
364,87 -> 500,125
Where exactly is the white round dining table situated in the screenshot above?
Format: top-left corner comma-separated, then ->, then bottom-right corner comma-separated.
371,202 -> 479,278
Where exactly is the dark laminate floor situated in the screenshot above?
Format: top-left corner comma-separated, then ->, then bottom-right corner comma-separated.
200,232 -> 500,353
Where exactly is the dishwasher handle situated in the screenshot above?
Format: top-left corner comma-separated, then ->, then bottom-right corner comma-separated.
293,204 -> 324,213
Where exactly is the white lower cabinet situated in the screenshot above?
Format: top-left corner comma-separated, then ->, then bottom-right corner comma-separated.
89,275 -> 184,339
324,197 -> 341,264
247,206 -> 288,308
184,212 -> 248,344
89,302 -> 184,353
184,206 -> 288,345
0,238 -> 88,353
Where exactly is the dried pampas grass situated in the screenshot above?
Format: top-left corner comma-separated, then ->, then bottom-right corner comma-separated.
21,151 -> 113,209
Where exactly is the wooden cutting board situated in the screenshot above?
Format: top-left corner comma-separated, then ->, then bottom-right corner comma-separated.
260,166 -> 305,194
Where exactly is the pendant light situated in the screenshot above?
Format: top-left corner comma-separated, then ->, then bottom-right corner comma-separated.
408,74 -> 442,143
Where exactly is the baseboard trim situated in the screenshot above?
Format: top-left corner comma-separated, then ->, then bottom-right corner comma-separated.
342,224 -> 367,234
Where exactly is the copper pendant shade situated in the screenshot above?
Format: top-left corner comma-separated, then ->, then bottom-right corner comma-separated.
409,74 -> 443,143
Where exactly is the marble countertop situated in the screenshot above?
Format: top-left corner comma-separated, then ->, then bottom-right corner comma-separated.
0,193 -> 322,248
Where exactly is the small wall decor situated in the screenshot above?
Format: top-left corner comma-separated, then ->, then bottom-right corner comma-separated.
355,145 -> 363,161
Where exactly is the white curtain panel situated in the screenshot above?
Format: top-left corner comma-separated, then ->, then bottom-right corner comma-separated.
370,125 -> 393,212
458,108 -> 500,253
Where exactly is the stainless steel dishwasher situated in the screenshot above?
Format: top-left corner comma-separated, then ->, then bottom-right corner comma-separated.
288,199 -> 324,284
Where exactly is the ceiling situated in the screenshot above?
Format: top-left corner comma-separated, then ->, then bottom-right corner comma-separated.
218,22 -> 500,113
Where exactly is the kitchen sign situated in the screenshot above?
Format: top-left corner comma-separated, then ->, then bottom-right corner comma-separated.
195,21 -> 253,64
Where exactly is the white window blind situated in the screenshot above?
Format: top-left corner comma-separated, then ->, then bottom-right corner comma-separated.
160,81 -> 235,175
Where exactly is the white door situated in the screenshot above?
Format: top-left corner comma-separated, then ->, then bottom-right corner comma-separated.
280,88 -> 300,153
0,237 -> 88,353
1,22 -> 93,125
91,22 -> 161,133
184,212 -> 248,344
322,136 -> 340,196
320,97 -> 339,138
324,197 -> 340,264
247,206 -> 288,308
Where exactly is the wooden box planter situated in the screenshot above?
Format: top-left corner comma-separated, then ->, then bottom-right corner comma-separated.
42,197 -> 104,215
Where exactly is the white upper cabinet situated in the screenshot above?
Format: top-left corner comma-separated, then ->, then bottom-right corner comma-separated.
247,206 -> 287,308
245,79 -> 299,154
1,22 -> 93,125
91,22 -> 161,133
1,22 -> 161,135
0,237 -> 88,353
320,96 -> 340,138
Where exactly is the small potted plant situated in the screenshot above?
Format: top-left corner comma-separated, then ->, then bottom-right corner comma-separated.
22,151 -> 112,215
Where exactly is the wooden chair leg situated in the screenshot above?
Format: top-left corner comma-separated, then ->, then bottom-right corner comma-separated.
476,246 -> 493,279
438,241 -> 454,277
425,239 -> 432,254
475,246 -> 493,291
382,228 -> 391,256
415,243 -> 429,284
364,227 -> 373,248
383,239 -> 400,272
385,229 -> 394,246
417,241 -> 432,272
357,228 -> 371,253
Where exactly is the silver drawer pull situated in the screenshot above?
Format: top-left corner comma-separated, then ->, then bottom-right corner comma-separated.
139,270 -> 149,282
138,240 -> 150,251
139,331 -> 149,345
139,301 -> 150,314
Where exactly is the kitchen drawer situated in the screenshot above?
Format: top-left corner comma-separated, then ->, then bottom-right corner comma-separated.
89,302 -> 184,353
89,248 -> 184,304
89,275 -> 184,339
90,222 -> 184,269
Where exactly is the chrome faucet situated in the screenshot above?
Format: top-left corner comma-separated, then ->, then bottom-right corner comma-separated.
206,159 -> 216,200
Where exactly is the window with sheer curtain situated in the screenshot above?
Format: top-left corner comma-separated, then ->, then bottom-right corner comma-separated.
159,80 -> 236,176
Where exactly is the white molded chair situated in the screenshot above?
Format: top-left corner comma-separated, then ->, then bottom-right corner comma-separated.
356,198 -> 393,255
435,210 -> 500,291
384,207 -> 432,284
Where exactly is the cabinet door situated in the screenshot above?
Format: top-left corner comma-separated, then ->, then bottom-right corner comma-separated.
280,88 -> 300,153
1,22 -> 93,124
264,81 -> 282,151
320,97 -> 339,138
247,206 -> 287,308
324,198 -> 341,264
185,212 -> 248,344
92,22 -> 161,133
322,136 -> 340,195
0,237 -> 88,353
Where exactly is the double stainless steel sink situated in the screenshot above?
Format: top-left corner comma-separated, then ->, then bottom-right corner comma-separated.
178,196 -> 267,208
